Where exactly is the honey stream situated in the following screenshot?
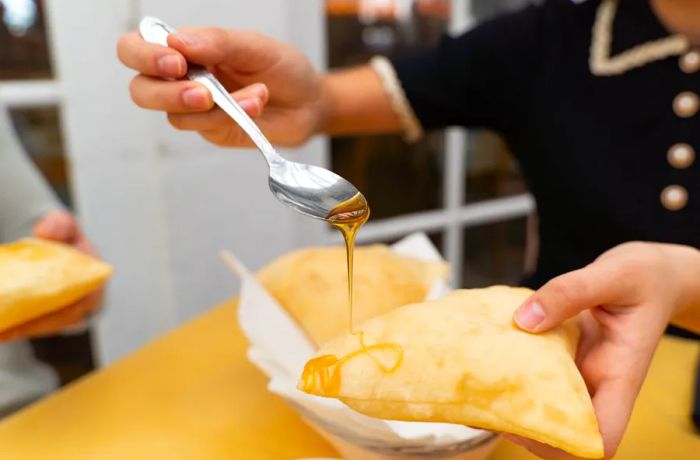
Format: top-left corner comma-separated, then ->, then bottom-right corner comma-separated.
299,193 -> 404,397
325,192 -> 370,333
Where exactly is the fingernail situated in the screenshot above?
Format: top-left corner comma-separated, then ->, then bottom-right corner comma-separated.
172,32 -> 199,47
182,87 -> 210,108
157,55 -> 183,77
514,301 -> 545,331
238,98 -> 260,115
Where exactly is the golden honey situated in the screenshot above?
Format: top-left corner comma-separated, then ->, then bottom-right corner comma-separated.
300,332 -> 404,396
326,192 -> 370,333
307,193 -> 404,396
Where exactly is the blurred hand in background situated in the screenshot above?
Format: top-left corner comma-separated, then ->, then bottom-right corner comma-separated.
0,210 -> 104,342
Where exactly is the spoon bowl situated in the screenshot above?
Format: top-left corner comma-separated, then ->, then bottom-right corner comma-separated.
268,160 -> 363,220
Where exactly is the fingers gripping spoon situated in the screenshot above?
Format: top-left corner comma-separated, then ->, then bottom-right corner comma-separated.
139,17 -> 369,224
140,17 -> 369,333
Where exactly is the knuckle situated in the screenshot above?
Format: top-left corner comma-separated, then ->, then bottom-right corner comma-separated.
206,27 -> 231,48
116,36 -> 128,62
613,258 -> 640,282
239,29 -> 268,47
167,113 -> 185,130
200,131 -> 227,147
283,115 -> 313,147
117,32 -> 144,67
210,27 -> 228,38
617,240 -> 647,251
546,275 -> 588,309
222,128 -> 252,147
128,78 -> 145,106
618,243 -> 664,272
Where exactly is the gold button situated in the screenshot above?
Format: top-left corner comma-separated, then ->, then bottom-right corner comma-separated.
667,143 -> 695,169
660,185 -> 688,211
673,91 -> 699,118
680,49 -> 700,74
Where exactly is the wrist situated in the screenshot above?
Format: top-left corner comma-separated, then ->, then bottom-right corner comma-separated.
668,244 -> 700,332
315,73 -> 338,135
313,65 -> 404,137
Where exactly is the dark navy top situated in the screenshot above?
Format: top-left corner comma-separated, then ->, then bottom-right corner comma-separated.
391,0 -> 699,295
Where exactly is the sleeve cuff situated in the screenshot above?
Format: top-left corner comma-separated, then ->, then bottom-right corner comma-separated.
369,56 -> 424,143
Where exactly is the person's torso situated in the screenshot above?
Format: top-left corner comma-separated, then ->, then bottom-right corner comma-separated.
507,0 -> 700,285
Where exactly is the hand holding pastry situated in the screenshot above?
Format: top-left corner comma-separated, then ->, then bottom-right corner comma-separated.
510,242 -> 700,459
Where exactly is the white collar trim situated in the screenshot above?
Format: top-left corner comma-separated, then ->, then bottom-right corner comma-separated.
590,0 -> 689,76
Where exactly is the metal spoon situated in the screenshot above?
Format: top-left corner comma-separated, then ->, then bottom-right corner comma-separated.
139,17 -> 367,221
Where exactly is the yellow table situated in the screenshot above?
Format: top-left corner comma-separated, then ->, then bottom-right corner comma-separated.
0,300 -> 697,459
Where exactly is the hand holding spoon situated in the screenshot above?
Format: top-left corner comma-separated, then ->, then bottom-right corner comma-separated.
139,17 -> 369,223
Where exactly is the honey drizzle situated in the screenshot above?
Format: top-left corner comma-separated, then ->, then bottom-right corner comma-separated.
326,193 -> 370,333
300,331 -> 404,396
304,195 -> 405,398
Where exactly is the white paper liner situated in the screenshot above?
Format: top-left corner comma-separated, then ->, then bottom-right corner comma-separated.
226,232 -> 486,448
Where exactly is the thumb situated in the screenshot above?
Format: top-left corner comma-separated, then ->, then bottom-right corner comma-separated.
33,210 -> 81,244
514,261 -> 623,333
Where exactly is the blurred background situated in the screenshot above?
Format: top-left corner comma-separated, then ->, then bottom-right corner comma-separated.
0,0 -> 535,387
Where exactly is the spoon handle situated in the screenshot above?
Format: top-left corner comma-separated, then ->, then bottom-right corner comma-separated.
139,17 -> 281,167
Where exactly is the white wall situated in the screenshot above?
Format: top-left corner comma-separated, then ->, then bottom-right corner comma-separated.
46,0 -> 328,364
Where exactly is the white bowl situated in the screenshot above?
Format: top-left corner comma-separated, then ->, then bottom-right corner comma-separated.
295,405 -> 501,460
